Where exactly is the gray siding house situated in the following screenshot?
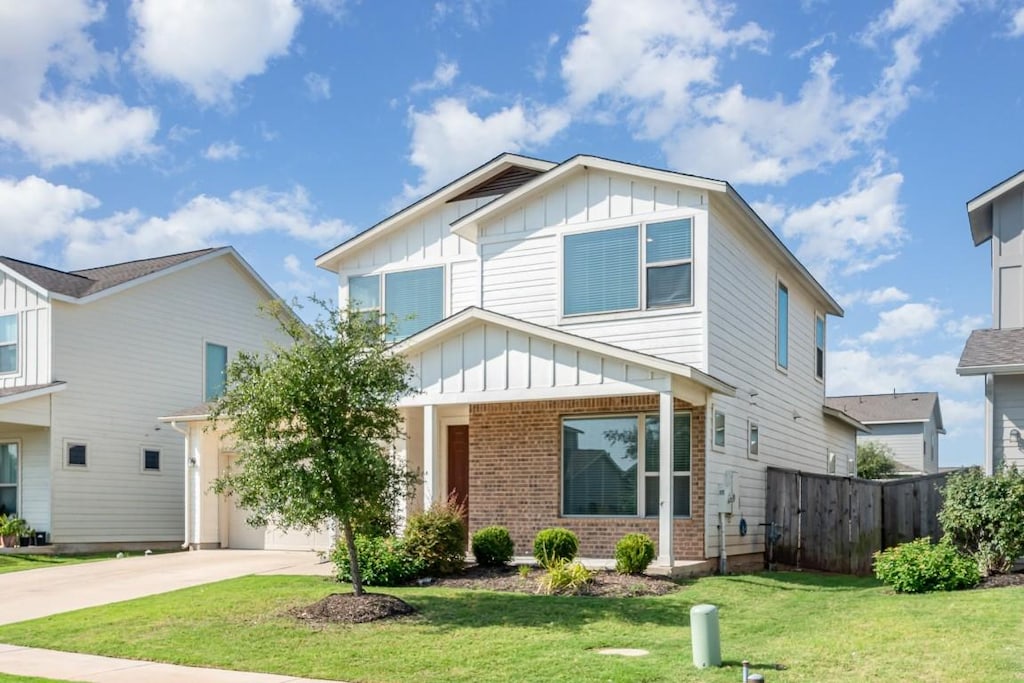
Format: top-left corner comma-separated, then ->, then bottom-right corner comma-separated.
959,168 -> 1024,474
825,393 -> 944,474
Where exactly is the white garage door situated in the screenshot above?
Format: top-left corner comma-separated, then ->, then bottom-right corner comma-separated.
227,498 -> 269,550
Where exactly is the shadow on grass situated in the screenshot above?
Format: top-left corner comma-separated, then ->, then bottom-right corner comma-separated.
719,571 -> 882,592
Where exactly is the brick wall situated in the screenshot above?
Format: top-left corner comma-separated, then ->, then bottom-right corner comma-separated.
467,395 -> 706,561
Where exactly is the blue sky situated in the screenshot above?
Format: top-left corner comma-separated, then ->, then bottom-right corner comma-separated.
2,0 -> 1023,467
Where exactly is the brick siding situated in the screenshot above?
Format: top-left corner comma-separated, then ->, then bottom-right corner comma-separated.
467,395 -> 706,561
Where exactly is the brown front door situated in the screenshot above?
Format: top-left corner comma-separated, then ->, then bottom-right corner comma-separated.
447,424 -> 470,537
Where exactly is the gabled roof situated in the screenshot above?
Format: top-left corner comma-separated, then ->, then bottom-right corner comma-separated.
0,247 -> 285,306
0,382 -> 66,406
967,168 -> 1024,246
825,392 -> 944,432
822,405 -> 870,433
314,153 -> 556,271
957,327 -> 1024,375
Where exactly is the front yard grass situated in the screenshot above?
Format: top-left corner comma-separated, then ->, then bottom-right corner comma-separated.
0,572 -> 1020,682
0,553 -> 123,575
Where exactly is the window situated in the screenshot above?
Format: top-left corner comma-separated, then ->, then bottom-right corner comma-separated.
563,217 -> 693,316
0,443 -> 16,516
713,408 -> 725,450
748,421 -> 759,458
0,314 -> 16,374
562,413 -> 691,518
826,450 -> 836,474
814,314 -> 825,380
143,448 -> 160,472
348,267 -> 444,340
204,343 -> 227,401
777,281 -> 789,369
67,442 -> 87,467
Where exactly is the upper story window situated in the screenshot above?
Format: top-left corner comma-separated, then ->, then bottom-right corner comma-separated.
0,314 -> 17,374
563,217 -> 693,317
348,266 -> 444,341
204,342 -> 228,401
815,314 -> 825,381
776,281 -> 789,370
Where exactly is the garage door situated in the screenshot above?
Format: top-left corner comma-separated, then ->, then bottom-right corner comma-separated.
227,497 -> 269,549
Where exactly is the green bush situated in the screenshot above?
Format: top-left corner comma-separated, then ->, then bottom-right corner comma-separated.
872,538 -> 980,593
939,465 -> 1024,574
614,533 -> 656,575
332,535 -> 423,586
404,496 -> 467,575
857,441 -> 899,479
532,527 -> 579,568
538,559 -> 594,595
471,526 -> 515,566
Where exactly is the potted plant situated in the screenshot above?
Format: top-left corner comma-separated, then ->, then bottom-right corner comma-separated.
0,516 -> 30,548
18,525 -> 34,548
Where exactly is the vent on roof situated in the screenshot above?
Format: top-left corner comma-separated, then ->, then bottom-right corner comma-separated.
448,166 -> 544,203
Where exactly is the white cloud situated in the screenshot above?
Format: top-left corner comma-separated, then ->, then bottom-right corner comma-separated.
865,286 -> 910,305
944,314 -> 987,338
411,58 -> 459,93
304,72 -> 331,101
828,348 -> 966,397
860,302 -> 946,343
168,124 -> 199,143
431,0 -> 494,29
129,0 -> 302,105
0,176 -> 100,261
790,33 -> 834,59
275,253 -> 331,298
1011,6 -> 1024,37
203,140 -> 243,161
403,97 -> 569,198
939,396 -> 984,439
0,1 -> 159,167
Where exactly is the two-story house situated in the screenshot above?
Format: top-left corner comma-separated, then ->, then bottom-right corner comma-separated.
315,153 -> 863,571
959,169 -> 1024,474
0,247 -> 286,550
825,392 -> 944,474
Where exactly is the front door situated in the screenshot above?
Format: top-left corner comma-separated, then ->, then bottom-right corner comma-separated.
446,425 -> 470,538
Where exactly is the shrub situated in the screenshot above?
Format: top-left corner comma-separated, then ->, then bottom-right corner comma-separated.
872,538 -> 980,593
533,527 -> 579,568
404,495 -> 467,575
939,465 -> 1024,574
538,559 -> 594,595
614,533 -> 656,575
332,535 -> 423,587
471,526 -> 515,566
857,441 -> 899,479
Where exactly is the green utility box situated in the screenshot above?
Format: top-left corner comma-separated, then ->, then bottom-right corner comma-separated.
690,603 -> 721,668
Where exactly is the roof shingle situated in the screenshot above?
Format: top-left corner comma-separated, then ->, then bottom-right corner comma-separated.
958,328 -> 1024,370
825,392 -> 941,426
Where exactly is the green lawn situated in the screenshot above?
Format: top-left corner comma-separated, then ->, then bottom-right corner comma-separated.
0,551 -> 164,575
0,676 -> 79,683
0,572 -> 1019,682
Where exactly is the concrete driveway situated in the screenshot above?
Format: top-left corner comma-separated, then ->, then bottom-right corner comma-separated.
0,550 -> 334,626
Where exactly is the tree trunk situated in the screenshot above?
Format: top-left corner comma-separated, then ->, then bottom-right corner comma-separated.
342,518 -> 364,596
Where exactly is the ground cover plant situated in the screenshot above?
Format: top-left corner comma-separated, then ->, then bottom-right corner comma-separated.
0,571 -> 1020,682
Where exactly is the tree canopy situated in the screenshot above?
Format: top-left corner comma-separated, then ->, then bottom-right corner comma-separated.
211,299 -> 417,595
856,441 -> 900,480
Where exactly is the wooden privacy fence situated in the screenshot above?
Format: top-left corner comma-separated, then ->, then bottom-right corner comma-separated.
765,467 -> 950,575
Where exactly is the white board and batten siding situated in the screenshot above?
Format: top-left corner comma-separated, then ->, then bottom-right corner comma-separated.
402,322 -> 669,405
704,204 -> 849,559
992,184 -> 1024,328
48,255 -> 288,544
858,424 -> 927,474
478,167 -> 708,365
0,273 -> 51,389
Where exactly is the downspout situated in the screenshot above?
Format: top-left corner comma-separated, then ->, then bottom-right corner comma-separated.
168,420 -> 190,549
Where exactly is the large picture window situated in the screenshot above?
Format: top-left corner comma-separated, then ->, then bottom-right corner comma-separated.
562,413 -> 691,517
0,314 -> 16,374
563,217 -> 694,317
348,266 -> 444,340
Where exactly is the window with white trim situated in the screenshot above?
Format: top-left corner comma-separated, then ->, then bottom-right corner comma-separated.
562,217 -> 693,316
0,314 -> 16,374
815,313 -> 825,381
347,266 -> 444,340
142,448 -> 160,472
66,442 -> 87,467
777,281 -> 789,369
562,413 -> 691,517
748,421 -> 759,458
713,408 -> 725,450
0,443 -> 17,516
204,343 -> 227,401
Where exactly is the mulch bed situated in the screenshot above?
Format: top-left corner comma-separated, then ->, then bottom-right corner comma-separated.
292,593 -> 416,624
421,564 -> 681,597
977,570 -> 1024,589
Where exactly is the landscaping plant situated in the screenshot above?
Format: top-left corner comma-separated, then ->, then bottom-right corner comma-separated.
538,558 -> 594,595
471,526 -> 515,566
532,527 -> 579,568
856,441 -> 900,479
404,495 -> 467,575
939,465 -> 1024,574
614,532 -> 656,575
872,537 -> 980,593
332,535 -> 423,587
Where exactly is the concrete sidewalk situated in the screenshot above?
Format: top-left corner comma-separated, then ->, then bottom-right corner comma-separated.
0,643 -> 346,682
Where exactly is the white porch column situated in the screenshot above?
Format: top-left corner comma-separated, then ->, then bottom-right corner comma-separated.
422,404 -> 439,508
657,389 -> 674,567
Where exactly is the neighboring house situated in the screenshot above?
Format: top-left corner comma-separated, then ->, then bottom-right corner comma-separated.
0,247 -> 286,549
959,168 -> 1024,474
313,153 -> 864,571
825,392 -> 944,475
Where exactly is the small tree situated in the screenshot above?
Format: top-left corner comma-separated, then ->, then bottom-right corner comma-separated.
856,441 -> 899,479
939,465 -> 1024,574
211,298 -> 417,596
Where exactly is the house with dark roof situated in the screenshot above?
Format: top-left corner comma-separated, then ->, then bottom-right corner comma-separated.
958,168 -> 1024,474
825,392 -> 944,474
0,247 -> 289,549
312,152 -> 864,573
